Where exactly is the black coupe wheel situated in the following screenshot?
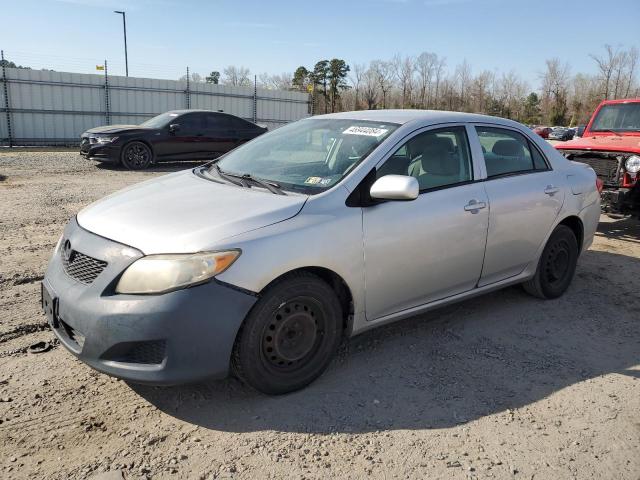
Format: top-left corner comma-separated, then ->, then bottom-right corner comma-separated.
523,225 -> 578,299
121,141 -> 153,170
231,272 -> 342,395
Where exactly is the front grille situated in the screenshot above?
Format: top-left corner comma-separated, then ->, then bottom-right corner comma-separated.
564,151 -> 625,185
61,249 -> 108,284
579,157 -> 619,180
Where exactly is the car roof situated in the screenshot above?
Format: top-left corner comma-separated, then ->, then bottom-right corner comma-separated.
167,109 -> 224,115
311,109 -> 523,128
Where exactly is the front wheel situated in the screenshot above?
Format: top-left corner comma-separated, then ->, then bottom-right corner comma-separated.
523,225 -> 578,299
121,141 -> 153,170
231,272 -> 343,395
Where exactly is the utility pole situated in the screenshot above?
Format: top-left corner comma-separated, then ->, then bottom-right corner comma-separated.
114,11 -> 128,76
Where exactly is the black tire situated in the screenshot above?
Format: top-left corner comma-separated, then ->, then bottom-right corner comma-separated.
231,272 -> 343,395
121,141 -> 153,170
523,225 -> 578,299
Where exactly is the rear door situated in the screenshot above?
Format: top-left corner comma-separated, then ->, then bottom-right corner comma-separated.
230,116 -> 263,146
472,125 -> 564,286
203,113 -> 237,156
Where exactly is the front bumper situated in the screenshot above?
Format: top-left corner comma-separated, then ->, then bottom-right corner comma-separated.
80,140 -> 121,163
43,217 -> 257,385
601,186 -> 640,214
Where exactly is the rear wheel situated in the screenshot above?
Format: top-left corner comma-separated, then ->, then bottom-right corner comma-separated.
231,272 -> 342,395
121,141 -> 153,170
523,225 -> 578,299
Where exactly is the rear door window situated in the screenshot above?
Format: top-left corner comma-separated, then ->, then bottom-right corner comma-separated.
475,127 -> 548,177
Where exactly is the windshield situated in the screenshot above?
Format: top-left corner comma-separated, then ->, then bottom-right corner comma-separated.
140,111 -> 181,128
213,118 -> 398,194
591,103 -> 640,132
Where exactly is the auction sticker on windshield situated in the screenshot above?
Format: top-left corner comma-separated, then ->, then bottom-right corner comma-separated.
343,126 -> 388,137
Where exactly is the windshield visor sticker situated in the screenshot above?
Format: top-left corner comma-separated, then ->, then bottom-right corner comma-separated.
319,178 -> 333,186
304,176 -> 323,185
343,126 -> 389,137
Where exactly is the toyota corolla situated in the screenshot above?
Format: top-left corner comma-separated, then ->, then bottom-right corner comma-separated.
42,110 -> 600,394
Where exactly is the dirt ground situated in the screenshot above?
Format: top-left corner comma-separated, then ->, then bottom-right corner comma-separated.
0,151 -> 638,480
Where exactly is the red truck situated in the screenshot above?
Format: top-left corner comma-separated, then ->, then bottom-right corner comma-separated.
555,98 -> 640,215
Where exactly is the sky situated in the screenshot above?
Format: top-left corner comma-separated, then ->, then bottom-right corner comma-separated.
2,0 -> 640,90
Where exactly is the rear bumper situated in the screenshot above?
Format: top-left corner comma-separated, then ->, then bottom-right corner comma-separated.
43,218 -> 257,385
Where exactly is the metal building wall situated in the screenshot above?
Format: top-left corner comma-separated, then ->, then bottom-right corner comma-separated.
0,67 -> 310,146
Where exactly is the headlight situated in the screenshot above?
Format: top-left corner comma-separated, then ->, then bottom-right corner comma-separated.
94,136 -> 119,144
625,155 -> 640,174
115,250 -> 240,294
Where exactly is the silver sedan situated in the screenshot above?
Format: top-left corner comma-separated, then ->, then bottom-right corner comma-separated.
42,110 -> 600,394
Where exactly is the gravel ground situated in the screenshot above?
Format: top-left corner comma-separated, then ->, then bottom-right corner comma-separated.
0,151 -> 639,480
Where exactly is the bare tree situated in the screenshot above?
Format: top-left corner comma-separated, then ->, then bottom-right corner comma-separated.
222,65 -> 251,86
370,60 -> 393,109
349,63 -> 366,110
392,54 -> 415,108
455,60 -> 472,111
433,56 -> 446,109
624,47 -> 639,97
258,72 -> 293,90
416,52 -> 436,108
590,45 -> 620,99
541,58 -> 571,124
362,67 -> 379,110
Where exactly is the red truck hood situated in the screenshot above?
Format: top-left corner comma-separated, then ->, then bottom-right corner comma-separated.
556,135 -> 640,153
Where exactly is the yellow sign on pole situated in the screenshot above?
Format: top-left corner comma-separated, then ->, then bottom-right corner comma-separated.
307,84 -> 314,93
96,65 -> 105,71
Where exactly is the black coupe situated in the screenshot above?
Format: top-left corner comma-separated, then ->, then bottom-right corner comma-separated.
80,110 -> 267,169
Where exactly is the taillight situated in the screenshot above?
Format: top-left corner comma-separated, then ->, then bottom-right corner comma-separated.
596,178 -> 604,193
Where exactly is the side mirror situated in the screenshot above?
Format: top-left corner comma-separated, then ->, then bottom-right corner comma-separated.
169,123 -> 180,134
370,175 -> 419,201
576,126 -> 585,137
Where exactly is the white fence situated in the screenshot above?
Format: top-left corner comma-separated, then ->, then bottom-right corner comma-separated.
0,67 -> 311,146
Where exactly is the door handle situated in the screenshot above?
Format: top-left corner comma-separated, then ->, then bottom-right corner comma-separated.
464,200 -> 487,212
544,185 -> 560,196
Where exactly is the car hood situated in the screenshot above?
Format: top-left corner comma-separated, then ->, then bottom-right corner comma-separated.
77,169 -> 308,254
84,125 -> 150,135
556,134 -> 640,153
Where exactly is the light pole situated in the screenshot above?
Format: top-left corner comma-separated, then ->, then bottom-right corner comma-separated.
114,10 -> 128,76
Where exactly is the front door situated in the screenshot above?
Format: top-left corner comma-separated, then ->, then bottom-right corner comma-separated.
362,125 -> 489,320
159,112 -> 207,159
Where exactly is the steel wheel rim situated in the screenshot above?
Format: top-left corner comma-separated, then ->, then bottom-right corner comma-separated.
261,297 -> 325,371
544,239 -> 571,285
125,143 -> 149,168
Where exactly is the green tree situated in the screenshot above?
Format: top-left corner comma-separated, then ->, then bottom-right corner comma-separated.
328,59 -> 350,112
549,92 -> 568,126
0,59 -> 31,69
206,71 -> 220,84
292,66 -> 310,92
313,60 -> 330,113
523,92 -> 541,124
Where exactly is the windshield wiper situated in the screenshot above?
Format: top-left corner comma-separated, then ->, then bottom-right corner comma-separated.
214,165 -> 285,195
214,164 -> 247,187
240,174 -> 286,195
